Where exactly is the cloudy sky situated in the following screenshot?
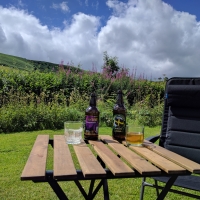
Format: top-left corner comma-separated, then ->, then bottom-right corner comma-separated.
0,0 -> 200,79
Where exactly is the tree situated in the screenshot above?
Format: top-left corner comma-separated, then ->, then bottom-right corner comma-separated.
102,51 -> 120,76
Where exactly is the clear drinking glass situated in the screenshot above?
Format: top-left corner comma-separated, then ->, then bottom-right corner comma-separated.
125,124 -> 144,146
64,121 -> 83,144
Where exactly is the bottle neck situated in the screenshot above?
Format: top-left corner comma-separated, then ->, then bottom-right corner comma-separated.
90,93 -> 96,107
116,91 -> 124,106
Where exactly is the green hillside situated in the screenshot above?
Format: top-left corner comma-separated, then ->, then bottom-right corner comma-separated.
0,53 -> 34,71
0,52 -> 81,72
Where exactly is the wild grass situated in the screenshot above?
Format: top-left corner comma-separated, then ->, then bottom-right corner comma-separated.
1,127 -> 200,199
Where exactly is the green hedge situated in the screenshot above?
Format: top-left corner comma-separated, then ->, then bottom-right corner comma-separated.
0,67 -> 165,106
0,67 -> 165,133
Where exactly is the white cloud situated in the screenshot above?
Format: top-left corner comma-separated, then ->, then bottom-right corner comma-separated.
0,0 -> 200,78
106,0 -> 129,15
0,6 -> 100,69
51,2 -> 70,13
99,0 -> 200,77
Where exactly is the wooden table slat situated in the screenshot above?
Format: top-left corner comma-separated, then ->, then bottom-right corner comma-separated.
21,135 -> 49,180
143,140 -> 200,173
54,135 -> 77,179
73,142 -> 106,178
130,145 -> 187,174
89,140 -> 135,177
100,135 -> 161,176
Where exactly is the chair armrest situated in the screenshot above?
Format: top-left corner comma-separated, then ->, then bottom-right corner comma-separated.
145,135 -> 160,143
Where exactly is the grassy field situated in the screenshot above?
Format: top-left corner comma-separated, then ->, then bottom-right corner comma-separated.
0,126 -> 199,200
0,53 -> 34,71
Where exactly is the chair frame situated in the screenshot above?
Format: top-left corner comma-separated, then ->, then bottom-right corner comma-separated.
140,176 -> 200,199
140,77 -> 200,199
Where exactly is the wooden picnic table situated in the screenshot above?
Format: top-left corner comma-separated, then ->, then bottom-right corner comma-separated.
21,134 -> 200,200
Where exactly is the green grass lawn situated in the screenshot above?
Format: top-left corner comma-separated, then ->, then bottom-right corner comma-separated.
0,127 -> 199,199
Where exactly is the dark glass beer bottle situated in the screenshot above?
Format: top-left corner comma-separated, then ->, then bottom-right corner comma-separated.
84,93 -> 99,140
112,90 -> 126,141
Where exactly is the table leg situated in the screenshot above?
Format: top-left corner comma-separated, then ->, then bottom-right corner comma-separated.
88,179 -> 95,198
48,180 -> 69,200
74,180 -> 88,199
89,179 -> 109,200
156,175 -> 178,200
75,179 -> 109,200
103,178 -> 109,200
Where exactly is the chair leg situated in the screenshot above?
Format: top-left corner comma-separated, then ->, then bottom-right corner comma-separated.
140,177 -> 146,200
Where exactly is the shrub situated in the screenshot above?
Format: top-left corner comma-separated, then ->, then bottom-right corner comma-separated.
98,99 -> 115,127
68,87 -> 89,112
131,100 -> 164,127
0,102 -> 83,133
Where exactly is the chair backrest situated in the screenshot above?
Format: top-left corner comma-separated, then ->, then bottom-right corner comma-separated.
159,77 -> 200,164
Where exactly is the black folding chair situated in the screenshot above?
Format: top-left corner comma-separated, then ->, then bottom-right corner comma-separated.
140,77 -> 200,199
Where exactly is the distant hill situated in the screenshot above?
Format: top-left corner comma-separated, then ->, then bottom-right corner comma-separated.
0,52 -> 82,73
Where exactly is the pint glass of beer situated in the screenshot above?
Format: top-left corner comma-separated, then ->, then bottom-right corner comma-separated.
125,125 -> 144,146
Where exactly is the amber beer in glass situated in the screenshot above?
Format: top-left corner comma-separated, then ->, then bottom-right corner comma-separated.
112,90 -> 126,141
84,93 -> 99,140
126,125 -> 144,146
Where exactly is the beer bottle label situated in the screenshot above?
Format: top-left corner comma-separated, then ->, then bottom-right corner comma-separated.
85,115 -> 99,135
113,114 -> 126,133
